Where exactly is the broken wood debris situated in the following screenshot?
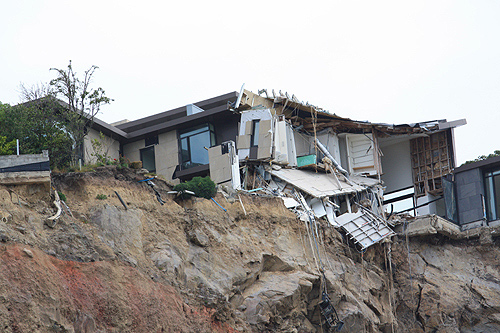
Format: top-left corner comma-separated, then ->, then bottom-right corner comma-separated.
46,190 -> 62,228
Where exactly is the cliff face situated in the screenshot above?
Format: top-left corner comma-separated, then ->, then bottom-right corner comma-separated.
1,166 -> 500,332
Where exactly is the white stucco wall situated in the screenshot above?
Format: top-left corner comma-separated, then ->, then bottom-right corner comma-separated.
380,140 -> 413,193
122,139 -> 145,164
156,131 -> 179,183
122,130 -> 179,183
83,128 -> 120,164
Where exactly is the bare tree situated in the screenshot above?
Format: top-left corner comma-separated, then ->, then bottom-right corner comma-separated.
19,82 -> 55,102
49,60 -> 113,163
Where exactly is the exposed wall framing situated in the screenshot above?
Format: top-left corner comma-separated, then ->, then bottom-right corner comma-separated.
410,130 -> 454,197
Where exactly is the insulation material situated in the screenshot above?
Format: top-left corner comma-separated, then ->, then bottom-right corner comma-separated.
346,133 -> 379,176
335,211 -> 394,250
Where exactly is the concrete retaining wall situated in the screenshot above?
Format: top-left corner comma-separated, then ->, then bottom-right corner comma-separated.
0,151 -> 49,169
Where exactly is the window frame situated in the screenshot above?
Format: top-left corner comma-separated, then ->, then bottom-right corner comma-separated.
178,123 -> 216,170
251,119 -> 260,147
484,168 -> 500,221
140,145 -> 156,173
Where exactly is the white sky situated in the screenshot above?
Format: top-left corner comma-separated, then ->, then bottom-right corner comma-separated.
1,1 -> 499,165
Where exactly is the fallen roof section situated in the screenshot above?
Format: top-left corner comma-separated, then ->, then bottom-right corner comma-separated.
238,89 -> 466,135
270,168 -> 379,198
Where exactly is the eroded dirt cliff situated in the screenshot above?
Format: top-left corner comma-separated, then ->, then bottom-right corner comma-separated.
1,166 -> 500,332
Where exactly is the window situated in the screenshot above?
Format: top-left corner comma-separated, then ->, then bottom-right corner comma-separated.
179,123 -> 216,170
140,146 -> 156,172
251,120 -> 260,147
485,169 -> 500,221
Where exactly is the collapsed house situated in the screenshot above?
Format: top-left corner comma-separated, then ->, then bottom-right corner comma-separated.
11,89 -> 466,249
224,89 -> 466,249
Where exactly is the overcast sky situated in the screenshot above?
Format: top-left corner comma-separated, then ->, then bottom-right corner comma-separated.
1,1 -> 499,165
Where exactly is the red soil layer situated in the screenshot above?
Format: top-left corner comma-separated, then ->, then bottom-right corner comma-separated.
0,244 -> 234,332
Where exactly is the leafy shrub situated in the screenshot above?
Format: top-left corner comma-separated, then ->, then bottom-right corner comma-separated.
0,136 -> 16,155
173,176 -> 216,199
57,191 -> 66,202
96,194 -> 107,200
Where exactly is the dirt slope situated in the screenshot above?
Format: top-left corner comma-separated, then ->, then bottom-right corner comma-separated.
0,166 -> 500,332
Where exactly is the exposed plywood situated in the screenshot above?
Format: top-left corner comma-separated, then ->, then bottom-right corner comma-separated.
410,130 -> 453,197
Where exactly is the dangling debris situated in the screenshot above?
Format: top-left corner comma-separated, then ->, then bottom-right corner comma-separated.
319,291 -> 344,332
138,177 -> 165,205
335,209 -> 394,251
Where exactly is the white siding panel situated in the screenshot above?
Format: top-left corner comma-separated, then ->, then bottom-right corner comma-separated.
347,134 -> 377,176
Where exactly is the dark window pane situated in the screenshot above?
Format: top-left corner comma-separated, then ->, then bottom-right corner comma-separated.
189,131 -> 210,167
494,175 -> 500,221
181,138 -> 190,166
211,132 -> 216,147
140,146 -> 156,172
486,176 -> 495,220
252,120 -> 260,146
443,178 -> 457,222
178,123 -> 215,170
145,135 -> 158,146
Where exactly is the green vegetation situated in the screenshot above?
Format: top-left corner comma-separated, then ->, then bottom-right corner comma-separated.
173,176 -> 217,199
0,61 -> 112,170
0,100 -> 73,167
0,135 -> 16,155
96,194 -> 107,200
57,192 -> 67,202
49,61 -> 113,163
462,150 -> 500,166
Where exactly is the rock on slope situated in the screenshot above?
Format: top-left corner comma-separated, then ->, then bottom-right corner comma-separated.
0,166 -> 500,332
